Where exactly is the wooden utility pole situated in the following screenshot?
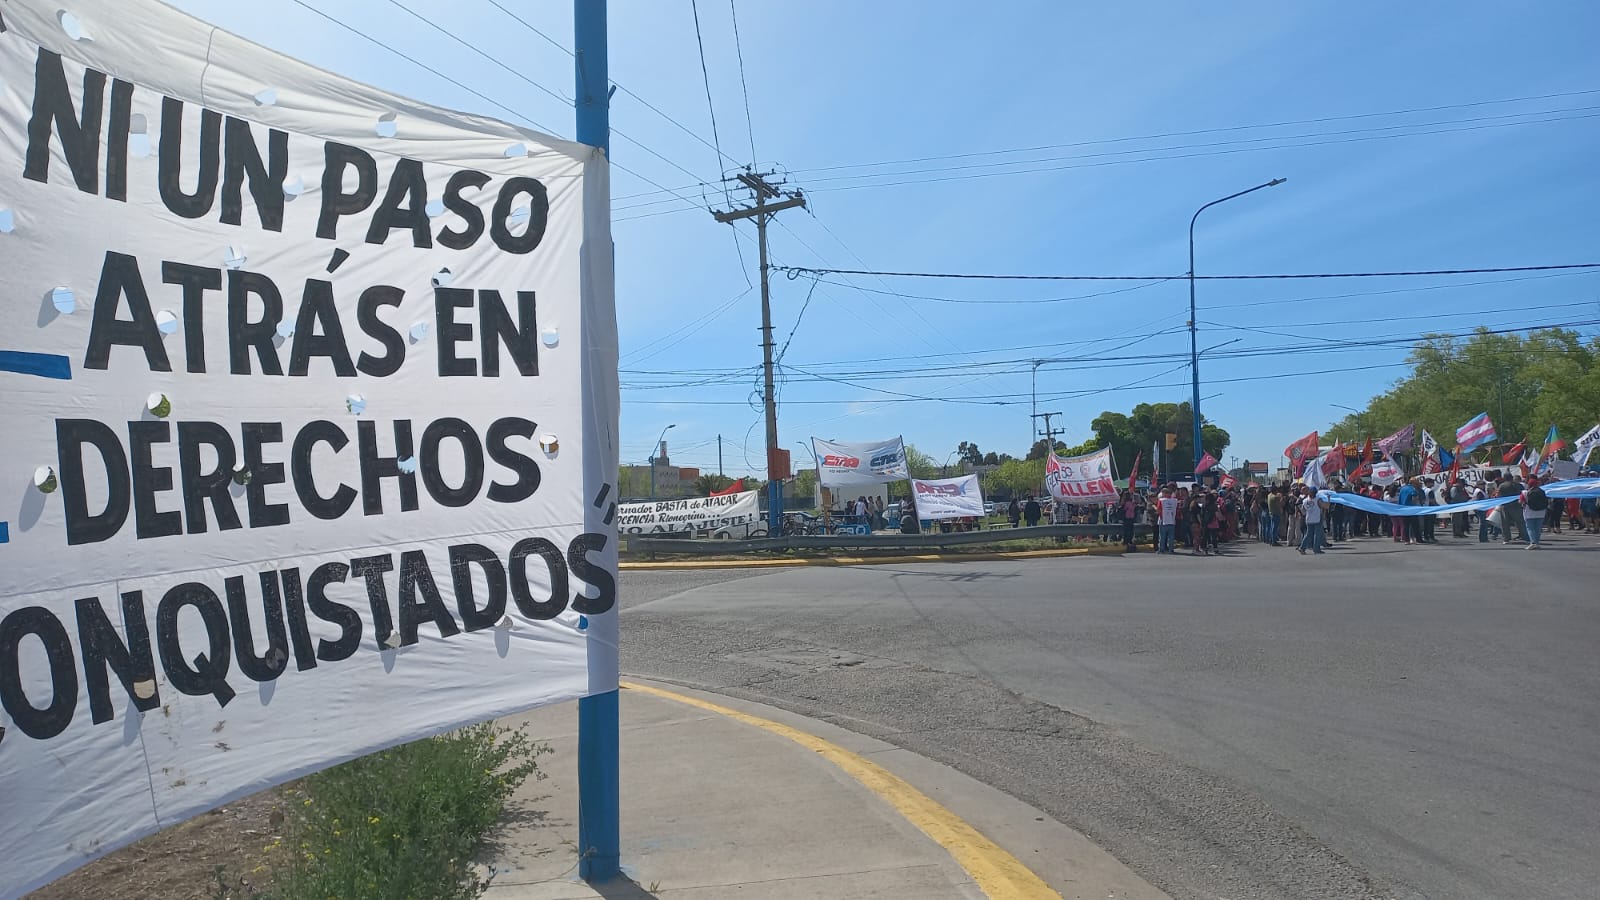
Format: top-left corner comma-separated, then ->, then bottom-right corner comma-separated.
712,172 -> 806,533
1031,411 -> 1065,453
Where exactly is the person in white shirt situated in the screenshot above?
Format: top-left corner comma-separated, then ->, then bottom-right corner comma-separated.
1297,488 -> 1327,555
1157,487 -> 1180,554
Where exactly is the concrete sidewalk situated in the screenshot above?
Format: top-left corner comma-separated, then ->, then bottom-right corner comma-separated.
484,679 -> 1165,900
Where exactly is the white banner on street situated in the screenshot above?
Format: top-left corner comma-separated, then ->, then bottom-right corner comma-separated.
1044,447 -> 1118,502
0,3 -> 618,895
616,491 -> 758,534
812,436 -> 909,486
910,475 -> 985,519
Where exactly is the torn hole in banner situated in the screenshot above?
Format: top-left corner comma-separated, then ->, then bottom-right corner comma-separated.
58,10 -> 91,41
431,267 -> 453,288
283,175 -> 305,200
34,466 -> 58,494
346,394 -> 367,415
129,113 -> 151,158
224,245 -> 247,270
375,112 -> 398,138
0,208 -> 14,234
408,321 -> 430,343
253,88 -> 277,107
540,326 -> 559,348
155,309 -> 179,335
51,286 -> 76,315
424,199 -> 445,218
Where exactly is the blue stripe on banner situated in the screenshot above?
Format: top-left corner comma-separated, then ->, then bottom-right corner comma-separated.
0,351 -> 72,379
0,521 -> 8,543
1321,492 -> 1521,517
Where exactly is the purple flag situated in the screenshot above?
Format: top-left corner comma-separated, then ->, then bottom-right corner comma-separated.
1375,424 -> 1415,458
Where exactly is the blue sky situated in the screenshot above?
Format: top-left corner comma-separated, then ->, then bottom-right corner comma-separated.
169,0 -> 1600,475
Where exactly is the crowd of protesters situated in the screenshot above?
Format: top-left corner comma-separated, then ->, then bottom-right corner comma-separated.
1112,469 -> 1599,556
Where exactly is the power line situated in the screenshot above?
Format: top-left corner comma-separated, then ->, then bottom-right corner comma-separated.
728,0 -> 757,164
481,0 -> 743,169
793,106 -> 1600,187
774,263 -> 1600,282
610,90 -> 1600,203
287,0 -> 561,133
803,110 -> 1600,194
791,87 -> 1600,175
291,0 -> 716,219
689,0 -> 729,201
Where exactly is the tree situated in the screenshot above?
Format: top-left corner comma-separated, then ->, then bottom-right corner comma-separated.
791,469 -> 817,507
1025,438 -> 1066,460
981,451 -> 1002,466
982,457 -> 1045,500
904,444 -> 938,478
1323,327 -> 1600,458
692,473 -> 734,496
1056,438 -> 1099,457
957,441 -> 984,466
1090,402 -> 1229,477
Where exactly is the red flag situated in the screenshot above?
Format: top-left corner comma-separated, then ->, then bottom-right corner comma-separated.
1284,431 -> 1320,477
1421,454 -> 1441,475
1353,437 -> 1374,476
1321,442 -> 1345,476
1219,473 -> 1238,489
1501,440 -> 1526,464
1448,455 -> 1460,481
1127,451 -> 1142,489
1194,451 -> 1219,474
709,478 -> 745,496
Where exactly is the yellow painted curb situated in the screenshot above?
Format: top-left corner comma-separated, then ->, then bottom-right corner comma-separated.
620,545 -> 1126,570
622,680 -> 1061,900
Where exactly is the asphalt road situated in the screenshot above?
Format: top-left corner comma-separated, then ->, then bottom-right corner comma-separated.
619,532 -> 1600,900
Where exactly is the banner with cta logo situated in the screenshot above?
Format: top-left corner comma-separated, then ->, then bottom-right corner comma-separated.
1045,447 -> 1118,502
910,475 -> 985,519
811,436 -> 909,486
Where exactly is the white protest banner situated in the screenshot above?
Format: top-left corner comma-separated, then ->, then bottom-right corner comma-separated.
1573,423 -> 1600,467
1369,460 -> 1404,486
1044,447 -> 1118,502
910,475 -> 984,519
0,3 -> 617,894
616,491 -> 759,534
812,436 -> 909,486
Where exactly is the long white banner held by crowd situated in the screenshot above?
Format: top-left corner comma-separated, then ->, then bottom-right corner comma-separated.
812,436 -> 909,486
1045,447 -> 1118,502
911,475 -> 985,519
0,2 -> 618,895
616,491 -> 759,534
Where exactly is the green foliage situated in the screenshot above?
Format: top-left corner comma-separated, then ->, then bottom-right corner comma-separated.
1325,327 -> 1600,450
1025,438 -> 1066,460
268,724 -> 550,900
982,457 -> 1046,499
957,441 -> 984,466
1090,402 -> 1229,475
1056,438 -> 1099,457
903,444 -> 938,478
692,473 -> 734,495
791,468 -> 817,504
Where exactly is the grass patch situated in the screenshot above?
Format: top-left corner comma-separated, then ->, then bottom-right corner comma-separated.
259,723 -> 550,900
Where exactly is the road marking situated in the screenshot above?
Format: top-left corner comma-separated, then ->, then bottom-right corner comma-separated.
620,545 -> 1125,570
623,680 -> 1061,900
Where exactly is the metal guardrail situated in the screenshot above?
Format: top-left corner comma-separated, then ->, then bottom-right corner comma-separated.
629,523 -> 1153,556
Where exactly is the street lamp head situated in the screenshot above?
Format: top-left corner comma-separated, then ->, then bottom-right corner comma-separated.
666,423 -> 677,430
1268,177 -> 1287,187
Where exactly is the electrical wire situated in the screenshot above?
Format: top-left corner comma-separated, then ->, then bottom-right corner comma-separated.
688,0 -> 730,203
728,0 -> 757,164
481,0 -> 744,170
774,263 -> 1600,282
291,0 -> 715,219
611,90 -> 1600,203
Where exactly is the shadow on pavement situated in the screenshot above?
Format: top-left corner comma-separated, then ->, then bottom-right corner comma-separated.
594,876 -> 661,899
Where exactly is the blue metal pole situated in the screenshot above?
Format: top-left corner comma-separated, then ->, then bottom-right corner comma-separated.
574,0 -> 620,883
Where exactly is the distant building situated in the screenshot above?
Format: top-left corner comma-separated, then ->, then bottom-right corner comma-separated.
620,440 -> 697,498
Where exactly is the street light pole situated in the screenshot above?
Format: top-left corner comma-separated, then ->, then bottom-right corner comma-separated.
648,423 -> 675,499
1189,178 -> 1286,467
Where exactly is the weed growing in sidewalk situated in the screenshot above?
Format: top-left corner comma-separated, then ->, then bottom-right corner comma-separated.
267,723 -> 550,900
